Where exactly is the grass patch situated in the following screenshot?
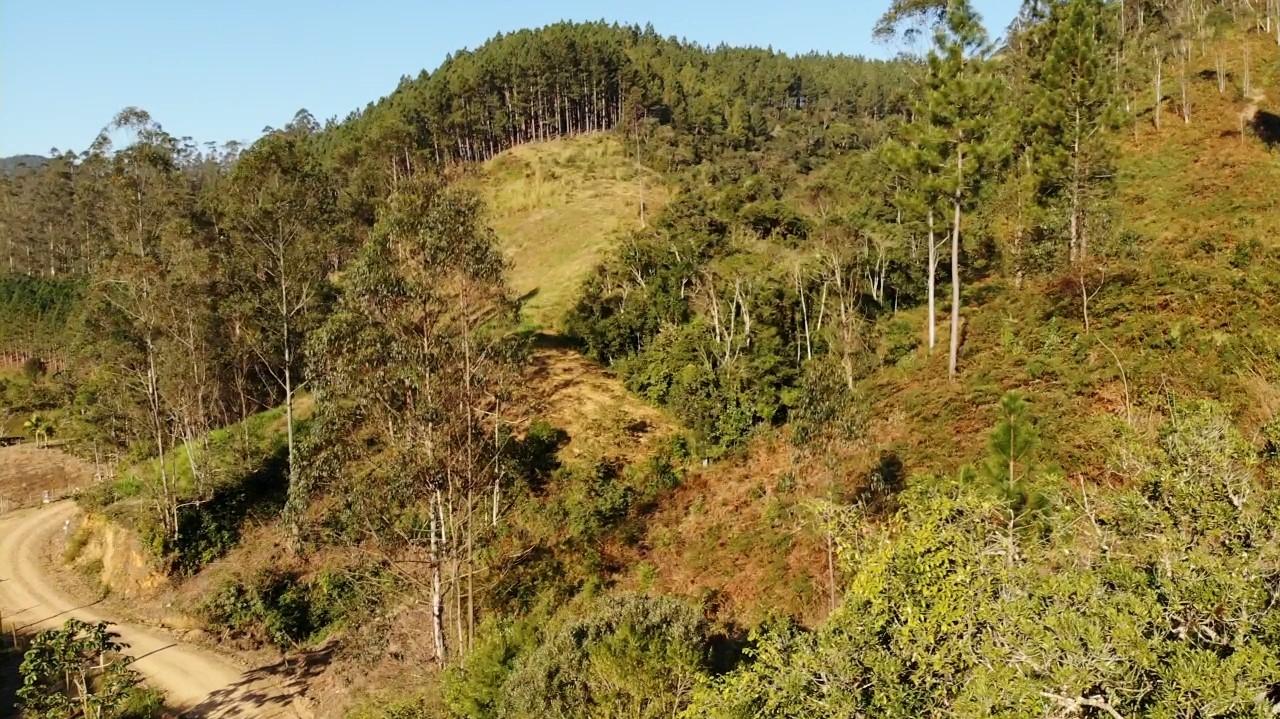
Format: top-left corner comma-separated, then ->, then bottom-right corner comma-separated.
108,403 -> 294,502
474,133 -> 668,331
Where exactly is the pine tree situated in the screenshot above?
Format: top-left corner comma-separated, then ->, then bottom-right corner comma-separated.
881,0 -> 1005,378
885,110 -> 946,351
1028,0 -> 1119,264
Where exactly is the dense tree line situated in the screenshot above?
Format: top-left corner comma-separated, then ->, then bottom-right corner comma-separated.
328,21 -> 912,170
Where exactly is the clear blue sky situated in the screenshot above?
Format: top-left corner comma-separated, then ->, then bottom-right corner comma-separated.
0,0 -> 1021,156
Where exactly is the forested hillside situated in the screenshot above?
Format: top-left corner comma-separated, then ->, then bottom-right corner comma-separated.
4,0 -> 1280,717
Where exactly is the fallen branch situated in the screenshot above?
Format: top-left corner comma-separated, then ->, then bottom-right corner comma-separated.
1040,690 -> 1125,719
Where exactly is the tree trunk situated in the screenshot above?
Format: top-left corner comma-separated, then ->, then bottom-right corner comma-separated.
927,208 -> 938,351
1154,53 -> 1163,130
430,496 -> 446,662
1070,105 -> 1083,264
949,152 -> 963,380
280,256 -> 299,545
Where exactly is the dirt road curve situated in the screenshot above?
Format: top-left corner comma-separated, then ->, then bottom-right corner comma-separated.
0,500 -> 310,717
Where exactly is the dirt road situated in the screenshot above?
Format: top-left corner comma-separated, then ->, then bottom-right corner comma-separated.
0,500 -> 312,717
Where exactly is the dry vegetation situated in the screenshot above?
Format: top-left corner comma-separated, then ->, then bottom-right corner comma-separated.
0,445 -> 95,512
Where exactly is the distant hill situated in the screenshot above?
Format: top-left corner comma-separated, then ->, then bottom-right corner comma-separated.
0,154 -> 47,174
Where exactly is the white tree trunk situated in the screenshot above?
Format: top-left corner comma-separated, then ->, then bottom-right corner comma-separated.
949,198 -> 962,380
927,209 -> 937,351
949,151 -> 963,380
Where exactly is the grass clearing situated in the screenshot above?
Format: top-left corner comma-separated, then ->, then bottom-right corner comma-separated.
474,133 -> 668,331
110,403 -> 298,502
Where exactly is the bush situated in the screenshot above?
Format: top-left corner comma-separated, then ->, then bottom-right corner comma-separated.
500,595 -> 712,719
18,619 -> 146,719
443,617 -> 539,719
199,567 -> 368,648
622,321 -> 791,449
167,446 -> 288,574
20,356 -> 47,382
879,316 -> 920,366
1263,414 -> 1280,459
738,200 -> 810,244
789,357 -> 866,446
117,687 -> 167,719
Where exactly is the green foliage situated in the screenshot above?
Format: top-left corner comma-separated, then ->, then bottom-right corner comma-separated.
167,446 -> 288,574
1019,0 -> 1120,264
114,689 -> 166,719
199,567 -> 371,648
789,357 -> 867,446
568,189 -> 815,449
686,401 -> 1280,718
977,392 -> 1050,517
738,200 -> 810,244
443,617 -> 539,719
20,356 -> 47,382
22,412 -> 55,447
547,439 -> 683,548
621,321 -> 793,449
977,391 -> 1039,481
0,274 -> 83,357
81,405 -> 293,574
18,619 -> 148,719
879,317 -> 921,366
1262,413 -> 1280,459
500,594 -> 711,719
334,21 -> 910,171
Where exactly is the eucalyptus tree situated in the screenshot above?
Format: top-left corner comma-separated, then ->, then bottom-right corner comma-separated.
222,110 -> 338,535
86,108 -> 194,536
303,176 -> 521,661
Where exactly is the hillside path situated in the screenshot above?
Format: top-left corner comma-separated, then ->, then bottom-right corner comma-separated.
0,500 -> 312,717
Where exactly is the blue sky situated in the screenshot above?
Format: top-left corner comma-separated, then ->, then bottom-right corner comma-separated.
0,0 -> 1021,156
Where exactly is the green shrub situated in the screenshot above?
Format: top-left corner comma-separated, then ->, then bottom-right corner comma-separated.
21,356 -> 47,382
880,317 -> 921,366
167,446 -> 288,574
442,617 -> 538,719
1263,414 -> 1280,459
500,595 -> 712,719
738,200 -> 810,244
789,357 -> 866,446
199,567 -> 370,648
18,619 -> 146,719
117,687 -> 167,718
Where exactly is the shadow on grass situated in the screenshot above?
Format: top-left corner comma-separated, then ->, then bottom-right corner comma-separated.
170,446 -> 289,576
1254,110 -> 1280,148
